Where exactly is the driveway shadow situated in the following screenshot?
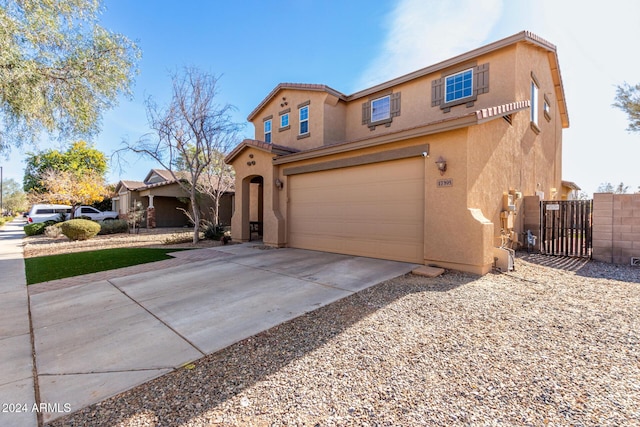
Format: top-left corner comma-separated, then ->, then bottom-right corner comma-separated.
46,271 -> 475,426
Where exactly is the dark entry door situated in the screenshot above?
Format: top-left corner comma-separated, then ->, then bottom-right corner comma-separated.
540,200 -> 593,257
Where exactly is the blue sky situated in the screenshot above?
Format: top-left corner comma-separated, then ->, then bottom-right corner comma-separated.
2,0 -> 639,196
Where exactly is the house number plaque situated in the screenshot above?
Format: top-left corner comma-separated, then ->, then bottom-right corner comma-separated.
437,178 -> 453,187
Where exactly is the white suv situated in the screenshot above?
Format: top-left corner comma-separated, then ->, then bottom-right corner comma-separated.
27,204 -> 72,224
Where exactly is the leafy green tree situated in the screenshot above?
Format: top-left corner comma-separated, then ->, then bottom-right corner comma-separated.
1,177 -> 27,214
23,141 -> 108,193
0,0 -> 141,153
613,83 -> 640,132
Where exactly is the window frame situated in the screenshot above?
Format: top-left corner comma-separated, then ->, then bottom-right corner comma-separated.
370,95 -> 391,123
445,68 -> 474,104
530,80 -> 539,127
280,113 -> 289,128
264,118 -> 272,143
299,105 -> 309,136
543,95 -> 551,121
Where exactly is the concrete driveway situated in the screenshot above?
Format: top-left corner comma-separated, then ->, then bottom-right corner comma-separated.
28,243 -> 417,423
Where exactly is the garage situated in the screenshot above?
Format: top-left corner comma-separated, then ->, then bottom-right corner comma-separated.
287,157 -> 425,263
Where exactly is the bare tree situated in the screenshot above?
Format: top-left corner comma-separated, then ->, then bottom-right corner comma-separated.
177,148 -> 235,228
118,68 -> 241,243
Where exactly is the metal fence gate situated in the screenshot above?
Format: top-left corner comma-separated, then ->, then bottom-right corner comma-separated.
540,200 -> 593,257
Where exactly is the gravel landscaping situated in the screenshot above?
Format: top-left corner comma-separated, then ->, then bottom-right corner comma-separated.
45,253 -> 640,426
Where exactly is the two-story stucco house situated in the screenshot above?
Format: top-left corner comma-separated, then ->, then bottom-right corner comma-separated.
225,31 -> 569,274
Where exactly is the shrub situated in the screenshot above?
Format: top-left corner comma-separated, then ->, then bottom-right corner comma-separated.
44,223 -> 64,238
24,220 -> 57,236
204,223 -> 225,240
162,232 -> 194,245
60,219 -> 101,241
98,219 -> 129,235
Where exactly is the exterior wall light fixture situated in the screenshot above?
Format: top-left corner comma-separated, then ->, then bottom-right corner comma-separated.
435,156 -> 447,175
275,178 -> 284,190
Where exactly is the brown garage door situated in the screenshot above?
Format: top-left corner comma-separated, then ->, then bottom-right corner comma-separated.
288,157 -> 424,263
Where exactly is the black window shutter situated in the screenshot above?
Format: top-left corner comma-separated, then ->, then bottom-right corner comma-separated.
362,101 -> 371,125
390,92 -> 401,117
432,78 -> 444,107
474,63 -> 490,95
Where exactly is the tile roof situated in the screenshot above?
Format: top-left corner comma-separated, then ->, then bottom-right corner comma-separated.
224,139 -> 299,164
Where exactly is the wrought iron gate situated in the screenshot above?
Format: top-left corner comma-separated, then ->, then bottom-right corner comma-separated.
540,200 -> 593,257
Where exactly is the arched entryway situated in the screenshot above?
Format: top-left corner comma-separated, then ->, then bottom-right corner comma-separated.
237,175 -> 264,241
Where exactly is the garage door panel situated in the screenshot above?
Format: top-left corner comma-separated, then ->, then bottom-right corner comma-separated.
288,158 -> 424,263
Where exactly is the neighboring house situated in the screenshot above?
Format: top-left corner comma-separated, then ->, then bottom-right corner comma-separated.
225,31 -> 569,274
113,169 -> 234,228
561,180 -> 582,200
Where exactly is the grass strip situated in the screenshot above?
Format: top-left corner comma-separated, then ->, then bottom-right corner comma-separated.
25,247 -> 190,285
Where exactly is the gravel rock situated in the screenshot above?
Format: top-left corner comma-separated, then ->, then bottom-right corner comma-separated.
47,253 -> 640,426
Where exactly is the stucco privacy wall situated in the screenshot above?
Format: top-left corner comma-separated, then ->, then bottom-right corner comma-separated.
592,193 -> 640,264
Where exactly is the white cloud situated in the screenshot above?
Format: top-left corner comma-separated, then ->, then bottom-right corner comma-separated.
356,0 -> 504,91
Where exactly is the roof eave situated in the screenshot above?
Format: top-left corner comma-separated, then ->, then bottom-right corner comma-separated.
247,83 -> 347,121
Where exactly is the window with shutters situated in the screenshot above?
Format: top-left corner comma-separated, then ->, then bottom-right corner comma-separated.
362,92 -> 401,130
432,63 -> 489,112
445,69 -> 473,103
371,95 -> 390,122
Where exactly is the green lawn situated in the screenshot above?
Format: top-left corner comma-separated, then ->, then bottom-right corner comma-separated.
25,248 -> 190,285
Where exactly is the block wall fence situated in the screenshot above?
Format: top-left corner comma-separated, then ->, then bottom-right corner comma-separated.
592,193 -> 640,264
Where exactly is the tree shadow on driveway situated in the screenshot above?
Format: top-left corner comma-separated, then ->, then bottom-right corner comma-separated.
46,271 -> 475,426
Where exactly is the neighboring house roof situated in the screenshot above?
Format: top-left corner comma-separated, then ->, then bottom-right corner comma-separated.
143,168 -> 190,184
562,180 -> 581,191
271,100 -> 532,165
117,169 -> 235,193
247,83 -> 347,121
117,180 -> 146,191
224,139 -> 300,164
248,31 -> 569,128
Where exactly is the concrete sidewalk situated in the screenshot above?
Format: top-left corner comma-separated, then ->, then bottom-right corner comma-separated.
28,242 -> 417,424
0,219 -> 38,427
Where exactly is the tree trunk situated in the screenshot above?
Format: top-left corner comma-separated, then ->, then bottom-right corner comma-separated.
212,191 -> 220,226
190,189 -> 200,244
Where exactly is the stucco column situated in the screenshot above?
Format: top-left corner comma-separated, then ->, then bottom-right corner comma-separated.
148,194 -> 154,208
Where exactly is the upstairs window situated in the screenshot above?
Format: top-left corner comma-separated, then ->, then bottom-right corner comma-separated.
445,69 -> 473,103
432,63 -> 489,112
530,80 -> 539,126
362,92 -> 401,130
299,105 -> 309,135
280,113 -> 289,128
371,95 -> 391,122
543,95 -> 551,121
264,119 -> 272,143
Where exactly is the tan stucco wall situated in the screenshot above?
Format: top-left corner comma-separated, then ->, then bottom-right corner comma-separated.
250,89 -> 342,151
343,45 -> 519,144
230,37 -> 565,274
230,146 -> 285,245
